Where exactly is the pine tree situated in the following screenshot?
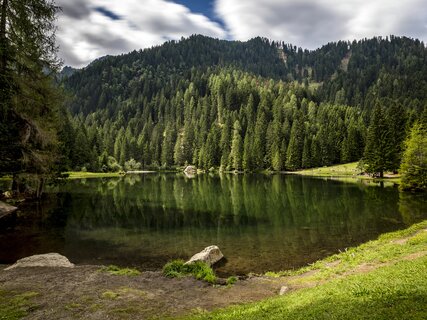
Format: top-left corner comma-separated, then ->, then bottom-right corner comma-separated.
286,111 -> 305,170
0,0 -> 60,184
385,101 -> 406,172
364,104 -> 392,177
230,120 -> 243,170
399,118 -> 427,191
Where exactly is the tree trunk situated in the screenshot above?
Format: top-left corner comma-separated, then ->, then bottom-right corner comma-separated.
36,177 -> 45,199
0,0 -> 8,74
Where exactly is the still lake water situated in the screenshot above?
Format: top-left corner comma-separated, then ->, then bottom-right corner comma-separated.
0,174 -> 426,276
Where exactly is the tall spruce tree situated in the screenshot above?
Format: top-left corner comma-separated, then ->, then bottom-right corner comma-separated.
364,104 -> 392,177
0,0 -> 60,194
230,120 -> 243,170
399,112 -> 427,191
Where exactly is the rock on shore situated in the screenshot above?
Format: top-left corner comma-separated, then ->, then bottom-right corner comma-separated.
5,253 -> 74,270
185,245 -> 224,266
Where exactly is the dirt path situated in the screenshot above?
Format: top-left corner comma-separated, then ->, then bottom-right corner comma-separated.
0,265 -> 287,319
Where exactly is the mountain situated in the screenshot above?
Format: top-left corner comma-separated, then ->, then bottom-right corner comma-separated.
59,35 -> 427,172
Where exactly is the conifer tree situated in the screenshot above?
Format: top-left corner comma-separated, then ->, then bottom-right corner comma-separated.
364,104 -> 392,177
230,120 -> 243,170
399,112 -> 427,191
286,111 -> 305,170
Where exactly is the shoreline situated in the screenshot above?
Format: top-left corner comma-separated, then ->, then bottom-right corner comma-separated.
1,220 -> 425,319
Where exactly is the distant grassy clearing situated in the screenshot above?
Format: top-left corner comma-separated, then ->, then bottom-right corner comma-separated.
290,162 -> 401,184
65,172 -> 122,179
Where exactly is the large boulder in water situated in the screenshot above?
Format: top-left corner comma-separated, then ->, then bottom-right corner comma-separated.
185,245 -> 224,266
5,253 -> 74,270
184,166 -> 197,175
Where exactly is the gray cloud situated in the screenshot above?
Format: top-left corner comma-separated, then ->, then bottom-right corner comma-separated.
215,0 -> 427,48
55,0 -> 427,67
56,0 -> 226,67
59,0 -> 91,19
82,31 -> 133,52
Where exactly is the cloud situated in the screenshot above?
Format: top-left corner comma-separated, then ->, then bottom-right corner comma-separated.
214,0 -> 427,48
56,0 -> 226,67
56,0 -> 427,67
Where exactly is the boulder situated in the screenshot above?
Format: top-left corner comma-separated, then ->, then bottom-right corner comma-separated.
5,253 -> 74,270
185,245 -> 224,266
279,286 -> 289,295
0,201 -> 17,219
184,166 -> 197,175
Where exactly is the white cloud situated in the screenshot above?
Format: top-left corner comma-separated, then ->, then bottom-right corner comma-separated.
214,0 -> 427,48
56,0 -> 427,67
56,0 -> 226,67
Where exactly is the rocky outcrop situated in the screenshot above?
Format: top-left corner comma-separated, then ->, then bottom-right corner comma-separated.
0,201 -> 17,219
5,253 -> 74,270
185,245 -> 224,266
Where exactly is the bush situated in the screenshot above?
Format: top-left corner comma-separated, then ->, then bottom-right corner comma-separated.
163,260 -> 217,284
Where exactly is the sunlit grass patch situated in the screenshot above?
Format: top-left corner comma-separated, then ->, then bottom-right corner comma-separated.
0,290 -> 39,320
66,172 -> 122,179
185,256 -> 427,320
163,259 -> 217,284
99,265 -> 141,276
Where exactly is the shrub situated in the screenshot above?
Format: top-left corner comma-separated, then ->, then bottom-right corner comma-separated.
226,276 -> 238,285
163,260 -> 217,284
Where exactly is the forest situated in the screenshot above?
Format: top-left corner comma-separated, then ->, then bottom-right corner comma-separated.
1,0 -> 426,192
57,35 -> 426,185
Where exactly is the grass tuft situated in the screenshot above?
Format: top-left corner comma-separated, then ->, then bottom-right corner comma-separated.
0,290 -> 39,320
99,265 -> 141,276
226,276 -> 238,286
163,260 -> 217,284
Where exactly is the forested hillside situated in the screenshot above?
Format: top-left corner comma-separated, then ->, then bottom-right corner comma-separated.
60,35 -> 427,173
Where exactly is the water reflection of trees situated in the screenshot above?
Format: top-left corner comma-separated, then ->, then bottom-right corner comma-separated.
60,174 -> 421,236
4,174 -> 424,274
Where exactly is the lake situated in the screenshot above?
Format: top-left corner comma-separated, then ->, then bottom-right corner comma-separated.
0,174 -> 425,276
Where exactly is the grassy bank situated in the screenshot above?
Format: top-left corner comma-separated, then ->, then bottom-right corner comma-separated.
290,162 -> 401,184
184,220 -> 427,320
65,172 -> 123,179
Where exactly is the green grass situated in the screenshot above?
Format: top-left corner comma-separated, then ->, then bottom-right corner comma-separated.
99,265 -> 141,276
0,290 -> 39,320
294,162 -> 361,176
66,171 -> 122,179
226,276 -> 238,286
292,162 -> 401,184
183,220 -> 427,320
266,220 -> 427,280
186,257 -> 427,320
163,260 -> 217,284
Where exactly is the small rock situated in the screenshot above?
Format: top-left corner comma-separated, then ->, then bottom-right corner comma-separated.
279,286 -> 289,295
0,200 -> 17,218
2,191 -> 14,199
5,253 -> 74,270
185,245 -> 224,266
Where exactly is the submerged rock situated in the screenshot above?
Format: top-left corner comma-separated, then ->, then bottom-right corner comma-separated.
185,245 -> 224,266
5,253 -> 74,270
0,201 -> 17,218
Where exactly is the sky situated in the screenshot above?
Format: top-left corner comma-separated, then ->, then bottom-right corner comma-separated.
56,0 -> 427,68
